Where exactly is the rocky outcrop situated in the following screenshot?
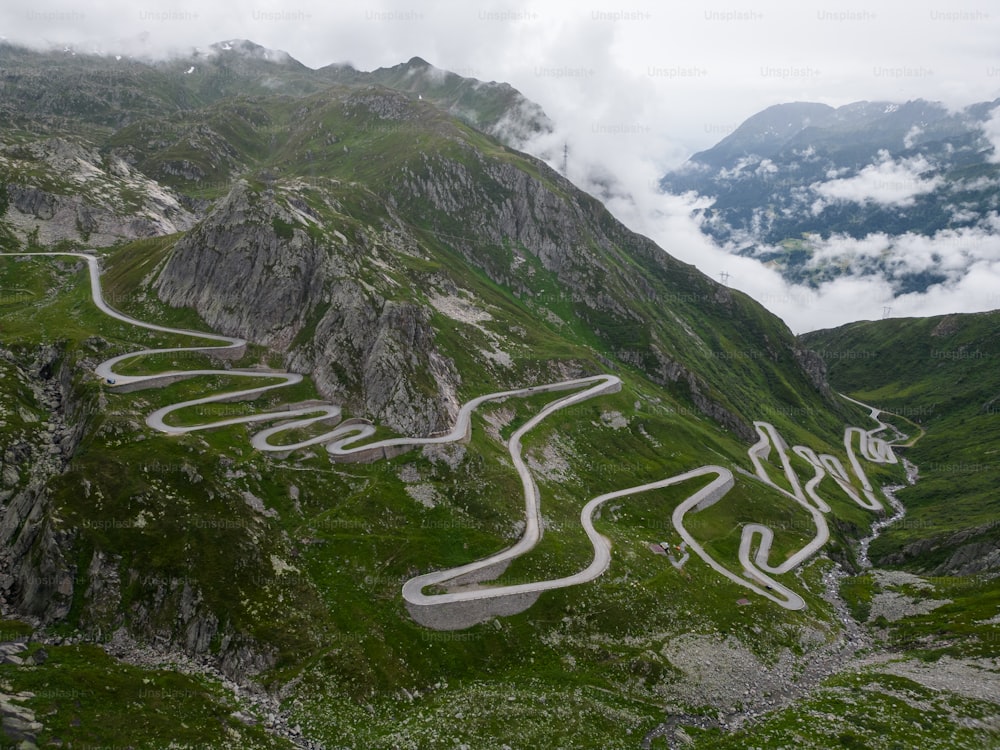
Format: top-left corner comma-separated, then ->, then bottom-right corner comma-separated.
154,181 -> 323,347
119,574 -> 276,681
0,643 -> 42,749
8,186 -> 57,220
880,522 -> 1000,576
0,345 -> 82,624
792,346 -> 834,399
0,138 -> 198,247
155,180 -> 462,435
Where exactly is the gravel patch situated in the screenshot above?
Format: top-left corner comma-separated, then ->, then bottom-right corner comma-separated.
428,294 -> 492,327
405,484 -> 439,509
397,464 -> 422,483
873,569 -> 934,590
481,346 -> 513,368
422,441 -> 467,470
868,590 -> 951,623
599,410 -> 629,430
660,634 -> 794,714
527,439 -> 573,483
879,656 -> 1000,705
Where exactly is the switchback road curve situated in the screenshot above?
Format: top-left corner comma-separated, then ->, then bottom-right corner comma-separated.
5,252 -> 902,628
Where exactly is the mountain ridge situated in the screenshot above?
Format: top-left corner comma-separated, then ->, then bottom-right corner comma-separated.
0,39 -> 997,750
0,39 -> 552,150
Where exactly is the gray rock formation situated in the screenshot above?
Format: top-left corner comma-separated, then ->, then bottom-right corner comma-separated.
0,342 -> 275,682
0,138 -> 198,247
882,522 -> 1000,576
391,151 -> 759,439
0,345 -> 80,624
155,180 -> 462,435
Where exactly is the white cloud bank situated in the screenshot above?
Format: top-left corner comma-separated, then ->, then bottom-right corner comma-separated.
981,104 -> 1000,164
587,188 -> 1000,335
812,151 -> 942,207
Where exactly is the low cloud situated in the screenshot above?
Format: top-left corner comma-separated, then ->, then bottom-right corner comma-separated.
797,225 -> 1000,280
980,104 -> 1000,163
811,150 -> 942,207
903,125 -> 922,149
593,188 -> 1000,334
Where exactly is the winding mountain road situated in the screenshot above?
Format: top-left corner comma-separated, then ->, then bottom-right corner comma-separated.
6,251 -> 903,627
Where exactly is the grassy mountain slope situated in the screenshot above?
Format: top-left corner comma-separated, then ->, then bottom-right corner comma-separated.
802,310 -> 1000,574
795,311 -> 1000,749
1,40 -> 995,749
0,252 -> 873,748
0,41 -> 548,150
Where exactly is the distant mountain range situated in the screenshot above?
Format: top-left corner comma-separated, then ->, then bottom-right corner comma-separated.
660,98 -> 1000,295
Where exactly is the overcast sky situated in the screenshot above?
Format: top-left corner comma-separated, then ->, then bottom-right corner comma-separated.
4,0 -> 1000,331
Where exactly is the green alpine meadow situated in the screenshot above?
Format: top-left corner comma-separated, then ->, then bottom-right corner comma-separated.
0,39 -> 996,749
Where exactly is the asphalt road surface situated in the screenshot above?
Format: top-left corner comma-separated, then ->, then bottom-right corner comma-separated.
7,252 -> 903,617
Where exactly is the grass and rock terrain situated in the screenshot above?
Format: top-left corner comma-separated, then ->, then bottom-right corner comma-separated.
0,40 -> 997,748
788,312 -> 1000,749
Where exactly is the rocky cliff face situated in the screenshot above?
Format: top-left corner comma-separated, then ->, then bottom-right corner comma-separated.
0,346 -> 81,623
390,150 -> 764,438
791,346 -> 834,400
78,549 -> 276,680
0,138 -> 197,248
155,180 -> 462,435
882,524 -> 1000,577
0,342 -> 276,681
